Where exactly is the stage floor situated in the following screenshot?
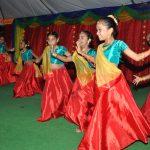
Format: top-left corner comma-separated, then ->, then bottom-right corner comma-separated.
0,84 -> 149,150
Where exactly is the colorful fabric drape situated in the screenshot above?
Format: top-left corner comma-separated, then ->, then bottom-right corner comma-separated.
141,93 -> 150,124
14,55 -> 23,74
38,67 -> 73,122
96,44 -> 121,87
14,64 -> 43,98
42,46 -> 52,77
0,53 -> 16,85
14,26 -> 25,59
15,6 -> 150,28
14,54 -> 42,78
72,51 -> 93,86
78,43 -> 150,150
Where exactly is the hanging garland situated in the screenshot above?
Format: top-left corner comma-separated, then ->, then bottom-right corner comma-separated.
14,5 -> 150,28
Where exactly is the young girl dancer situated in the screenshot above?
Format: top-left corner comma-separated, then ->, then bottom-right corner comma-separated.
0,35 -> 16,85
78,15 -> 150,150
14,39 -> 43,98
52,30 -> 97,132
37,32 -> 72,122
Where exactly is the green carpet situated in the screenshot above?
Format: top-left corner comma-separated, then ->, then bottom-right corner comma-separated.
0,84 -> 149,150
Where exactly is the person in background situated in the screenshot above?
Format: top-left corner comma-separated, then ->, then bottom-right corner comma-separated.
0,35 -> 16,85
14,39 -> 43,98
133,33 -> 150,125
133,74 -> 150,86
37,32 -> 72,122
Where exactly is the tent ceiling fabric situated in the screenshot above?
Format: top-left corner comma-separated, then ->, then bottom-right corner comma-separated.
0,0 -> 150,18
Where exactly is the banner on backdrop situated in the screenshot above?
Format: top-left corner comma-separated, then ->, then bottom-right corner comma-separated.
0,18 -> 14,25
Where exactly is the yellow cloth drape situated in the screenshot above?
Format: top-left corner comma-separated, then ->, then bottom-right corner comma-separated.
15,26 -> 25,59
14,55 -> 42,77
72,51 -> 93,86
96,44 -> 121,87
33,64 -> 42,78
14,55 -> 23,74
42,46 -> 52,76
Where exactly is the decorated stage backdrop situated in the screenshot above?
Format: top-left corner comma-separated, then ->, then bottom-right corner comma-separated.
4,4 -> 150,83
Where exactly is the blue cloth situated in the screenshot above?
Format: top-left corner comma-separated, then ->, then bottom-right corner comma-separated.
0,43 -> 6,53
21,49 -> 33,62
50,46 -> 67,64
86,48 -> 97,68
103,40 -> 128,65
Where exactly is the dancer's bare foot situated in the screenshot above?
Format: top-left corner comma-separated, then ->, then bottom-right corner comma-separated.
76,128 -> 82,133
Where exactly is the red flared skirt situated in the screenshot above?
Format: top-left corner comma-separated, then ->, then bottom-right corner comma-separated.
0,54 -> 16,85
6,61 -> 16,83
37,67 -> 73,122
141,93 -> 150,124
65,76 -> 95,131
78,73 -> 150,150
14,64 -> 43,98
